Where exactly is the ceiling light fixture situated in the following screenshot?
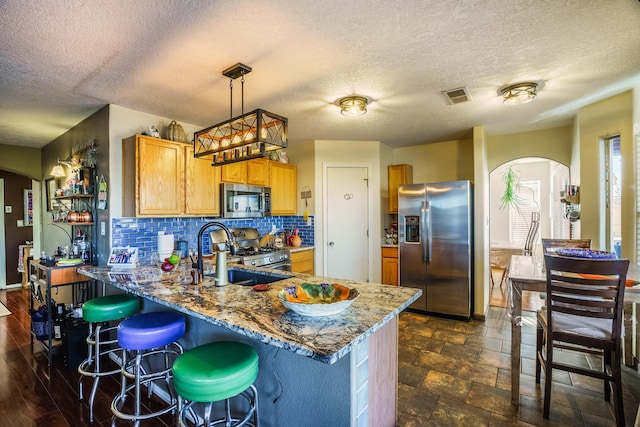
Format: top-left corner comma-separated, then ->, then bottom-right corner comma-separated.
194,63 -> 288,166
501,82 -> 538,105
339,96 -> 368,116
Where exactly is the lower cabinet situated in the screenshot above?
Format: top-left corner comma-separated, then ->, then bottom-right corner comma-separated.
381,246 -> 399,286
291,249 -> 314,275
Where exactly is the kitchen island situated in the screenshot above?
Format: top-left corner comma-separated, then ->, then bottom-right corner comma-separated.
78,264 -> 420,427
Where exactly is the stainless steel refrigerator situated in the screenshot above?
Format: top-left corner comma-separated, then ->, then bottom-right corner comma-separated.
399,180 -> 473,319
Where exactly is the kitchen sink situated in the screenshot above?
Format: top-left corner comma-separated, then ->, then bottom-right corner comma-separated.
207,268 -> 293,286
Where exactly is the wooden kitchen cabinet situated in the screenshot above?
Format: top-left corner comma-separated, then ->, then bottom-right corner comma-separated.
220,161 -> 247,184
381,246 -> 399,286
123,135 -> 185,216
246,158 -> 270,186
291,249 -> 314,274
270,161 -> 297,215
184,147 -> 222,216
220,158 -> 269,186
388,164 -> 412,214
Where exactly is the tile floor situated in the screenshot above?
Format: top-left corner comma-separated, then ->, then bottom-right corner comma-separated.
395,269 -> 640,426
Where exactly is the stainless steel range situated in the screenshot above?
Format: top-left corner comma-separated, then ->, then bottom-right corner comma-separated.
210,227 -> 292,271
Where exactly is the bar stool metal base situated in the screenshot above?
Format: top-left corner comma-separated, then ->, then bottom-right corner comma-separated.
78,322 -> 122,423
78,294 -> 139,423
111,342 -> 183,426
177,385 -> 258,427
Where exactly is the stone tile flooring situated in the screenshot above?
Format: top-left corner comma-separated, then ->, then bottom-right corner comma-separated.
396,305 -> 640,426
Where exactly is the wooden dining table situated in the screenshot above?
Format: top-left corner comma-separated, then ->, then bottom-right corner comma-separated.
507,255 -> 640,405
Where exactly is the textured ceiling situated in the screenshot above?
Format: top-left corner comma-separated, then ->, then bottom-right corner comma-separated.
1,0 -> 639,149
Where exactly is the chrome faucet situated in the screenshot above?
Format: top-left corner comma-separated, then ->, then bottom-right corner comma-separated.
197,222 -> 237,279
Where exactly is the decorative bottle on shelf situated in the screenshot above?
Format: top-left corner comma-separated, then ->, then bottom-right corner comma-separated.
53,303 -> 66,339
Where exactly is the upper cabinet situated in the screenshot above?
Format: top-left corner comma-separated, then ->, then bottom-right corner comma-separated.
123,135 -> 184,216
123,135 -> 297,217
220,158 -> 269,186
269,162 -> 297,215
220,161 -> 247,184
123,135 -> 221,217
184,147 -> 222,216
388,164 -> 413,214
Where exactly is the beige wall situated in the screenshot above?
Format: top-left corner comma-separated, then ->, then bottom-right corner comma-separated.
473,126 -> 490,318
577,91 -> 635,260
0,144 -> 41,180
393,139 -> 474,183
293,140 -> 383,283
486,126 -> 573,172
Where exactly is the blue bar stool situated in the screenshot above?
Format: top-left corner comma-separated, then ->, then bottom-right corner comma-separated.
78,293 -> 140,423
172,341 -> 259,427
111,311 -> 186,426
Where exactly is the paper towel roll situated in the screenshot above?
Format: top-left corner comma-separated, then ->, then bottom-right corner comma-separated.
158,233 -> 174,258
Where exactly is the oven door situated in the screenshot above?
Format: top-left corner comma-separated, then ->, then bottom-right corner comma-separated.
267,260 -> 292,272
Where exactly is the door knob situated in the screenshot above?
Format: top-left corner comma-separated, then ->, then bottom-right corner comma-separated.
329,241 -> 335,247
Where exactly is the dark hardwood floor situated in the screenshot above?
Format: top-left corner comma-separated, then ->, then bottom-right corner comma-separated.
0,287 -> 172,427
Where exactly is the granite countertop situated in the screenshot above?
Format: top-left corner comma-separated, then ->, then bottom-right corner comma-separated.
78,264 -> 420,365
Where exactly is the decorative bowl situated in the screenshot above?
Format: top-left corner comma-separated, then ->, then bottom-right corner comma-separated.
278,283 -> 359,316
554,248 -> 618,259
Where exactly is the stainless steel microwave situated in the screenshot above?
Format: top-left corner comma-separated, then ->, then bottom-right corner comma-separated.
221,183 -> 271,218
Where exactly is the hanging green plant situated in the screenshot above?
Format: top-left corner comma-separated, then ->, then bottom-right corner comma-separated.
499,166 -> 523,211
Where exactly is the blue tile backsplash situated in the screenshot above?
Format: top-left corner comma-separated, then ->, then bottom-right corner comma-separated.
112,216 -> 314,260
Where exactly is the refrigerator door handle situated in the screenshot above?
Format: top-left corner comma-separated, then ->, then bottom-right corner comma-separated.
421,201 -> 430,263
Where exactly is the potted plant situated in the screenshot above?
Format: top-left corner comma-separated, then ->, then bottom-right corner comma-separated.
499,166 -> 540,255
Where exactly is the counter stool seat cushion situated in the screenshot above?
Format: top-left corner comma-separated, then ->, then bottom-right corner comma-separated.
118,311 -> 186,350
82,294 -> 139,323
173,341 -> 258,403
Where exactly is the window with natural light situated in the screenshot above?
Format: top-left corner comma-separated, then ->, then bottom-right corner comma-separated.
509,179 -> 541,245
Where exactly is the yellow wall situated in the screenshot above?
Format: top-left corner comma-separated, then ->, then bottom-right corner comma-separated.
486,126 -> 573,172
393,139 -> 474,183
577,91 -> 635,260
0,144 -> 41,180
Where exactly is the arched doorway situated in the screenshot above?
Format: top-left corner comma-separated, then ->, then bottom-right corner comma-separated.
488,157 -> 570,308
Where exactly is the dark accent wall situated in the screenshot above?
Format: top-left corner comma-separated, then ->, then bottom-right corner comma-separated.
41,106 -> 110,264
1,171 -> 34,284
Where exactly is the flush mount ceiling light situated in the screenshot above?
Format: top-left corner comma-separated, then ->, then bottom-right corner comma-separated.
501,82 -> 538,105
338,96 -> 368,116
194,62 -> 288,166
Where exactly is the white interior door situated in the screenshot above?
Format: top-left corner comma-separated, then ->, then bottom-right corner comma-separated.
325,167 -> 369,281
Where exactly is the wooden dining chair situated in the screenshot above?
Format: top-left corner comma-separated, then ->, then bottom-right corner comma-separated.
541,238 -> 591,254
535,254 -> 629,426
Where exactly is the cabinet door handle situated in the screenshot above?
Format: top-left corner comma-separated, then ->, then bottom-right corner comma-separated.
329,241 -> 335,247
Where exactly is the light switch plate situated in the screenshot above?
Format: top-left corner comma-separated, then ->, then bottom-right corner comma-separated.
4,206 -> 11,213
17,219 -> 24,227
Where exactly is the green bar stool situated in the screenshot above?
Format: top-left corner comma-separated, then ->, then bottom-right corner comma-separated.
172,341 -> 259,427
78,293 -> 140,423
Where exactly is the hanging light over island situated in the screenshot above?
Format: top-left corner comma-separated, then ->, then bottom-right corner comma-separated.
194,63 -> 288,166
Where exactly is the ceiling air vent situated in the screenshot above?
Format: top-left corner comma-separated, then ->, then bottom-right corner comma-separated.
442,86 -> 472,105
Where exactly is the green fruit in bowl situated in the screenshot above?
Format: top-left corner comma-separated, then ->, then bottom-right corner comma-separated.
168,254 -> 180,265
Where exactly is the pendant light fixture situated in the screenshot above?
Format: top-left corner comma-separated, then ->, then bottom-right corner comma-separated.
194,63 -> 288,165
